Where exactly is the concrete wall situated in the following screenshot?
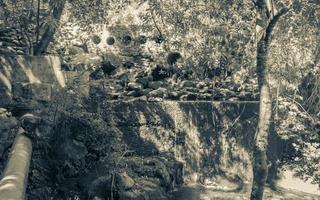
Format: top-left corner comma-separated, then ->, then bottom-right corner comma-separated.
97,100 -> 259,183
0,55 -> 66,106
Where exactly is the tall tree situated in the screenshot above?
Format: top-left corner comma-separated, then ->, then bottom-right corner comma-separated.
34,0 -> 65,55
251,0 -> 289,199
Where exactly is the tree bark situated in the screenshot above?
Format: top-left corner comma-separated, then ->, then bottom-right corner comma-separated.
36,0 -> 41,45
34,0 -> 65,56
250,1 -> 288,199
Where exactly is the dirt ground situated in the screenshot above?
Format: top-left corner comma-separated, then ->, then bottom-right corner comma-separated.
171,184 -> 320,200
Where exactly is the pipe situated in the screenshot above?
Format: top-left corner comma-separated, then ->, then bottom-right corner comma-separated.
0,131 -> 32,200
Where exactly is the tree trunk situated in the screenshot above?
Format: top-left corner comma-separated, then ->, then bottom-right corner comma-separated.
251,38 -> 272,200
34,0 -> 65,56
250,1 -> 289,199
36,0 -> 41,44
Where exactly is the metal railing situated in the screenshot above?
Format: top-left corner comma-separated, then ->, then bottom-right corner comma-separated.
0,113 -> 38,200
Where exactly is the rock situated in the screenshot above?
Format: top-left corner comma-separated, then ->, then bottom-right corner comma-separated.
116,172 -> 135,190
20,113 -> 41,133
123,61 -> 135,69
148,88 -> 167,98
128,83 -> 143,91
167,91 -> 180,100
213,92 -> 225,101
127,90 -> 143,97
0,108 -> 10,117
180,93 -> 198,101
185,87 -> 198,93
141,88 -> 153,96
135,77 -> 149,89
68,45 -> 85,56
199,87 -> 211,94
109,83 -> 123,92
196,81 -> 207,89
109,93 -> 121,100
180,80 -> 196,88
147,81 -> 165,90
147,97 -> 163,102
227,97 -> 240,101
90,68 -> 105,80
73,63 -> 87,71
112,70 -> 129,84
198,94 -> 212,101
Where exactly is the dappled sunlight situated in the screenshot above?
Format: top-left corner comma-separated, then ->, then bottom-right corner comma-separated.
16,56 -> 41,84
278,169 -> 320,195
0,182 -> 17,190
47,56 -> 66,87
0,72 -> 12,92
0,175 -> 20,182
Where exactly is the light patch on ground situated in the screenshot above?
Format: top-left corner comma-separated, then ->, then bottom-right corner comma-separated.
277,169 -> 320,195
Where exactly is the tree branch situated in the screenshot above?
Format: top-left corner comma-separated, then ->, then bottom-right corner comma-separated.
265,7 -> 289,44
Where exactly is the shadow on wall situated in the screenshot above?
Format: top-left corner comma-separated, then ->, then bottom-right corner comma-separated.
176,102 -> 258,183
99,100 -> 259,184
0,55 -> 65,106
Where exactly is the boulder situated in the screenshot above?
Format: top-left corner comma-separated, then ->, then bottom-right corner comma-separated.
148,88 -> 167,98
135,77 -> 149,88
115,172 -> 135,190
68,45 -> 85,56
198,94 -> 212,101
199,87 -> 211,94
180,93 -> 198,101
185,87 -> 198,93
127,90 -> 143,97
213,92 -> 225,101
90,69 -> 105,80
147,81 -> 165,90
167,91 -> 180,100
127,83 -> 143,91
196,81 -> 207,89
180,80 -> 196,88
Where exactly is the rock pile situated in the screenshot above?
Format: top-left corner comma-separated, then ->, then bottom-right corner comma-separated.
88,62 -> 259,102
